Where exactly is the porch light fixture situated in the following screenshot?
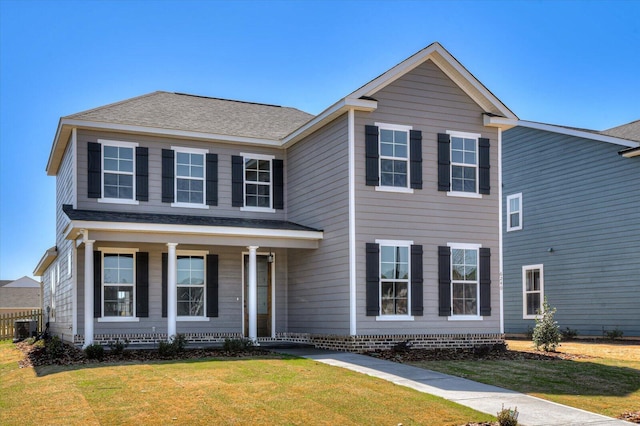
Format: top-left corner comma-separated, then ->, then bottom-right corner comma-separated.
267,253 -> 274,263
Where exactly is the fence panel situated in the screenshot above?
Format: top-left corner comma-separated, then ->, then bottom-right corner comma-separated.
0,309 -> 43,340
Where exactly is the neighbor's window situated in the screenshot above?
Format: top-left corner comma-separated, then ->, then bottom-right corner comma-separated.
175,150 -> 205,205
244,155 -> 272,209
523,265 -> 543,319
380,244 -> 410,315
449,132 -> 478,193
507,193 -> 523,231
177,256 -> 205,316
451,246 -> 479,316
103,143 -> 135,200
103,253 -> 135,317
379,124 -> 411,188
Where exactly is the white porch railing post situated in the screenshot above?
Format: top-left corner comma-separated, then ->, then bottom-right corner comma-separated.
247,246 -> 258,343
83,239 -> 95,348
167,243 -> 178,338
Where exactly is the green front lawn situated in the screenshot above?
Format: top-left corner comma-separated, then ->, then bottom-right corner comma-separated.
0,340 -> 493,426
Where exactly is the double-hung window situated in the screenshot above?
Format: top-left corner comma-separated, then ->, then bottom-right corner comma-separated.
101,141 -> 137,203
378,124 -> 411,190
379,241 -> 411,317
177,255 -> 205,317
102,252 -> 135,318
450,132 -> 478,194
174,148 -> 206,207
523,265 -> 543,319
241,153 -> 275,212
450,244 -> 480,317
507,193 -> 523,231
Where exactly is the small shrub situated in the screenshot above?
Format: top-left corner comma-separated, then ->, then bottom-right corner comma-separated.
158,334 -> 188,357
604,327 -> 624,341
84,343 -> 105,360
392,340 -> 412,352
109,338 -> 130,355
532,297 -> 561,352
46,335 -> 66,360
497,404 -> 519,426
223,337 -> 254,353
561,327 -> 578,340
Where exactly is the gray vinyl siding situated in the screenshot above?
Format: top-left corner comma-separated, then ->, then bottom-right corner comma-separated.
355,59 -> 501,334
503,126 -> 640,336
75,129 -> 285,221
286,115 -> 351,334
76,244 -> 288,336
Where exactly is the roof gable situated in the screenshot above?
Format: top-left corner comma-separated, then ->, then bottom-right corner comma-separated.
2,276 -> 40,288
600,119 -> 640,142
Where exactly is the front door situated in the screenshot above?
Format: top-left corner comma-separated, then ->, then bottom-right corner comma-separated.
243,254 -> 271,338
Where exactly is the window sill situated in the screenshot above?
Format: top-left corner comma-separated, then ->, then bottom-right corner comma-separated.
447,191 -> 482,199
523,315 -> 541,320
98,317 -> 140,322
507,227 -> 523,232
177,316 -> 210,322
98,198 -> 139,205
171,202 -> 209,209
240,206 -> 276,213
376,315 -> 415,321
375,186 -> 414,194
447,315 -> 483,321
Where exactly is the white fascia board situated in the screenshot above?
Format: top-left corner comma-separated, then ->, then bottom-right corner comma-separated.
621,147 -> 640,158
282,98 -> 377,148
512,120 -> 640,148
33,246 -> 58,276
484,116 -> 518,130
64,220 -> 323,242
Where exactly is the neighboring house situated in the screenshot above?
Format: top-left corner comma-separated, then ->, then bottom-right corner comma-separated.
492,118 -> 640,337
0,276 -> 42,314
34,42 -> 518,350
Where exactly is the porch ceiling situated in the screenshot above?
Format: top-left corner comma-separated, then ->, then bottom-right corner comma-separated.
62,205 -> 323,249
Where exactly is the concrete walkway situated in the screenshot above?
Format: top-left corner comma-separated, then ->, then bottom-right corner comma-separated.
277,348 -> 631,426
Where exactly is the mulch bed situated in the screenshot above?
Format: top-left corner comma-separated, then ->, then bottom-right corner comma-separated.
14,339 -> 275,368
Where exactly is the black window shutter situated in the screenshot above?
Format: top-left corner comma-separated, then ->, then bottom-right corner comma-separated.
161,253 -> 168,318
231,155 -> 244,207
438,246 -> 451,316
206,255 -> 219,317
409,130 -> 423,189
206,153 -> 218,206
410,245 -> 423,316
88,142 -> 102,198
161,149 -> 175,203
93,251 -> 101,318
365,243 -> 380,316
273,159 -> 284,210
479,248 -> 492,316
136,252 -> 149,317
437,133 -> 451,192
478,138 -> 490,195
136,147 -> 149,201
365,125 -> 379,186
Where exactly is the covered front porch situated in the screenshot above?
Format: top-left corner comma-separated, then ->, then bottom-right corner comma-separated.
62,205 -> 323,347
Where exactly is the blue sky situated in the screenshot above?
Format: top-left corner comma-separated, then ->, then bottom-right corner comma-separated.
1,0 -> 638,280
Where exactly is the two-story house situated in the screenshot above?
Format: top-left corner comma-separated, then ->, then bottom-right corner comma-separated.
489,118 -> 640,337
34,42 -> 517,350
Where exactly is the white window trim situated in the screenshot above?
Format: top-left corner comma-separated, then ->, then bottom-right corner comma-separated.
447,242 -> 482,319
375,239 -> 414,320
67,251 -> 72,278
446,130 -> 481,198
507,193 -> 523,232
240,152 -> 276,212
171,146 -> 209,209
176,252 -> 207,318
522,264 -> 544,319
375,122 -> 413,193
98,139 -> 139,205
100,249 -> 137,320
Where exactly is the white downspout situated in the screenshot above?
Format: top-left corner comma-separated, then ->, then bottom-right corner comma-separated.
348,108 -> 357,336
498,127 -> 504,335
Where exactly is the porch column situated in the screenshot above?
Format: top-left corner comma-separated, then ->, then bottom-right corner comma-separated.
247,246 -> 258,343
83,239 -> 95,348
167,243 -> 178,338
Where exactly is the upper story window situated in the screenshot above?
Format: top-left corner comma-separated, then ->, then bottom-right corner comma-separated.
175,150 -> 205,205
437,131 -> 490,197
365,124 -> 422,193
162,146 -> 216,209
523,264 -> 544,319
88,140 -> 146,204
507,193 -> 523,231
231,153 -> 284,212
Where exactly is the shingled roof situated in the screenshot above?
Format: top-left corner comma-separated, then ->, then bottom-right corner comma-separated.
65,91 -> 314,141
600,119 -> 640,143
